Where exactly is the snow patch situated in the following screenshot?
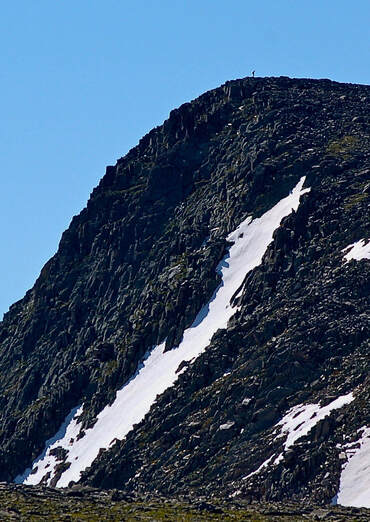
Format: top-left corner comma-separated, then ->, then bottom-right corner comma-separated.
335,426 -> 370,508
243,454 -> 276,480
243,392 -> 354,480
18,177 -> 310,487
219,421 -> 235,431
342,239 -> 370,262
277,392 -> 354,454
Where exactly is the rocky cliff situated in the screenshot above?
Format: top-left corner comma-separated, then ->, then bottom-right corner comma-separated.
0,76 -> 369,506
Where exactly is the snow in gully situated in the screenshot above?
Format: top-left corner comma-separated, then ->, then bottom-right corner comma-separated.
17,177 -> 310,487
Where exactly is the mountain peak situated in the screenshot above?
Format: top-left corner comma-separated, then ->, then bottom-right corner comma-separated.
1,77 -> 369,507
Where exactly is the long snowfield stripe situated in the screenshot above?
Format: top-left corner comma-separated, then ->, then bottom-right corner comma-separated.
342,239 -> 370,262
16,177 -> 310,487
335,426 -> 370,508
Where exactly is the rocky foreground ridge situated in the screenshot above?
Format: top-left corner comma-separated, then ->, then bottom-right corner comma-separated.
0,76 -> 369,507
1,483 -> 370,521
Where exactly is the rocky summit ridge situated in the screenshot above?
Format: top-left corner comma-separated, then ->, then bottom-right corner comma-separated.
0,76 -> 369,511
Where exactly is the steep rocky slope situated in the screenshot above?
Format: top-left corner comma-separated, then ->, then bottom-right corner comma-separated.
0,76 -> 369,506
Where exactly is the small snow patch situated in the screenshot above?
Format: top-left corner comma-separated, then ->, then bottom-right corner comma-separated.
342,239 -> 370,262
243,392 -> 354,480
219,421 -> 235,431
277,392 -> 354,454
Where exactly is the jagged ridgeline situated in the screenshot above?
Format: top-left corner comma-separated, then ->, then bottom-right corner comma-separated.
0,77 -> 369,506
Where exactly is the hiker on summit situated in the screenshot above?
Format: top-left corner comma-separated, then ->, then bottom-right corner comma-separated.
252,70 -> 255,77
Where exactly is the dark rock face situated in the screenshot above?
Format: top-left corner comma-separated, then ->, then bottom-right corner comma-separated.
0,76 -> 369,504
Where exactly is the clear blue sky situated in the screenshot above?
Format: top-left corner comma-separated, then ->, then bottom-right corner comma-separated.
1,0 -> 369,318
